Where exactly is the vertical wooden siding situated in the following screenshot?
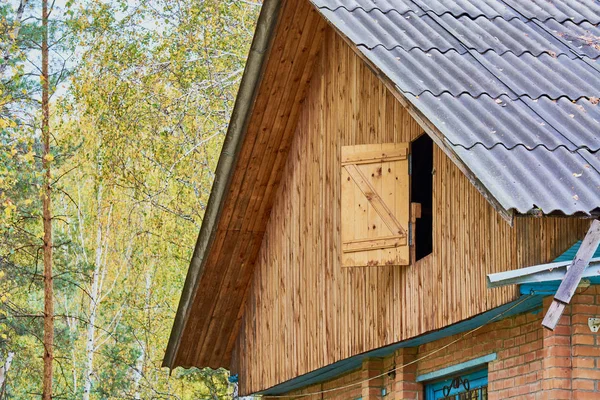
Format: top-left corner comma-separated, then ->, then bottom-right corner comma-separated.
231,27 -> 590,395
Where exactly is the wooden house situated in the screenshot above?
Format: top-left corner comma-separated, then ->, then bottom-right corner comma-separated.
164,0 -> 600,398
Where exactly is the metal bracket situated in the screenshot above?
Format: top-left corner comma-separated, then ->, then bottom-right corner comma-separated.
589,318 -> 600,333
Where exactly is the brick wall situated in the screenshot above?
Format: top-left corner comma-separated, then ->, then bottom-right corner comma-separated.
267,287 -> 600,400
406,308 -> 545,400
567,285 -> 600,399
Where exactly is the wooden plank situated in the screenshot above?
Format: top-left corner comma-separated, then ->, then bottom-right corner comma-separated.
218,0 -> 300,231
542,301 -> 566,330
554,219 -> 600,304
247,7 -> 326,234
410,202 -> 421,261
341,146 -> 408,165
235,0 -> 310,233
342,235 -> 407,253
543,219 -> 600,330
344,163 -> 406,236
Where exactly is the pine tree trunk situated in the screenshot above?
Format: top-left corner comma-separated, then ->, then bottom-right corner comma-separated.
41,0 -> 54,396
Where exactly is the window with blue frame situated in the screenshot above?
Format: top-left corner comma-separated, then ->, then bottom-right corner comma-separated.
425,368 -> 488,400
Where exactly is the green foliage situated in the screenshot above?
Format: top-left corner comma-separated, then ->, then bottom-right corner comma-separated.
0,0 -> 260,398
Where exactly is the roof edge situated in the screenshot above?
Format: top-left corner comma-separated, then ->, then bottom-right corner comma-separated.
163,0 -> 284,369
256,294 -> 541,396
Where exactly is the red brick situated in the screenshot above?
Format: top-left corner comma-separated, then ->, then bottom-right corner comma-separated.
530,360 -> 543,371
515,315 -> 528,325
545,346 -> 572,358
502,378 -> 516,389
573,391 -> 600,400
572,378 -> 596,391
544,335 -> 571,347
286,301 -> 600,400
525,372 -> 538,384
572,357 -> 596,369
544,367 -> 572,380
553,324 -> 571,336
572,304 -> 600,315
572,294 -> 596,304
542,388 -> 573,399
573,346 -> 600,357
573,324 -> 595,335
572,368 -> 600,380
524,351 -> 537,363
544,356 -> 572,368
572,335 -> 595,345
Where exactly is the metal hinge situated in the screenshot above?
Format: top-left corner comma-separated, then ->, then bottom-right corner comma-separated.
408,153 -> 412,175
408,222 -> 413,246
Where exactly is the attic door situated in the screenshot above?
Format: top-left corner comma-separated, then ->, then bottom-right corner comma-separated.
341,143 -> 410,267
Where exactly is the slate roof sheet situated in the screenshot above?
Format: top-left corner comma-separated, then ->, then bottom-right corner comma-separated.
312,0 -> 600,216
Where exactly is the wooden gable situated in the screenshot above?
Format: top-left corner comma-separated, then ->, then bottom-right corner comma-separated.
167,0 -> 593,395
230,26 -> 590,395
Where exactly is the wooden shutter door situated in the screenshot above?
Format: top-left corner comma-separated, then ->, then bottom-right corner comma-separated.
341,143 -> 410,267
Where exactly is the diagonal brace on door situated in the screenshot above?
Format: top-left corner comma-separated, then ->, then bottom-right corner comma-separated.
344,164 -> 407,237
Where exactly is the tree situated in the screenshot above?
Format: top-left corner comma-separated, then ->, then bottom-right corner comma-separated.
1,0 -> 75,396
1,0 -> 261,397
40,0 -> 55,396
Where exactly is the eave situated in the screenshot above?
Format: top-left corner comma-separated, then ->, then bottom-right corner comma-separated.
164,0 -> 328,369
162,0 -> 284,369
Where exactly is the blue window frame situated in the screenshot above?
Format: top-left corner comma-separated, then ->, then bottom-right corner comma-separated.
425,368 -> 488,400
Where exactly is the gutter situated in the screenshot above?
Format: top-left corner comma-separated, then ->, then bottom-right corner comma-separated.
487,257 -> 600,288
162,0 -> 283,369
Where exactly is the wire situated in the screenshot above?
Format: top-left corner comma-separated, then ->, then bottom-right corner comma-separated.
253,294 -> 535,398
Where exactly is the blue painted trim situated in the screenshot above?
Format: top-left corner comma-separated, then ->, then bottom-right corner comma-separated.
521,279 -> 600,296
425,368 -> 488,400
520,283 -> 561,296
416,353 -> 496,382
258,295 -> 542,395
517,241 -> 600,296
553,241 -> 600,263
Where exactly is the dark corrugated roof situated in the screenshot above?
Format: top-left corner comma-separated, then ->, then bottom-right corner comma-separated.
455,146 -> 599,214
312,0 -> 600,216
313,0 -> 600,22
